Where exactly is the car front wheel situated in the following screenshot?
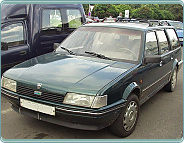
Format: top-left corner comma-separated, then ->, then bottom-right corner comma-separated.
109,94 -> 140,137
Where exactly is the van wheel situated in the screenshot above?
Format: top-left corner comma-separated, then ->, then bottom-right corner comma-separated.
164,67 -> 177,92
109,94 -> 139,137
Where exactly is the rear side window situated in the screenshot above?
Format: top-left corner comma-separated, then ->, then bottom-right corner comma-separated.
145,32 -> 158,55
156,30 -> 169,54
1,23 -> 25,49
166,29 -> 180,49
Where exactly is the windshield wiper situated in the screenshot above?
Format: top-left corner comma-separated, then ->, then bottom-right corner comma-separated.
85,51 -> 112,60
60,46 -> 74,55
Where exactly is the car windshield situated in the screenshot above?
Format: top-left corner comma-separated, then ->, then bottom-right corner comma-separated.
169,22 -> 183,29
56,27 -> 142,62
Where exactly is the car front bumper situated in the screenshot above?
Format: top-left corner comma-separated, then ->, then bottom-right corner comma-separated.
2,88 -> 126,130
178,60 -> 183,71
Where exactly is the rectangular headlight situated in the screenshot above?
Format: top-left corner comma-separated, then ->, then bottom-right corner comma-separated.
1,76 -> 17,92
63,93 -> 107,108
63,93 -> 95,108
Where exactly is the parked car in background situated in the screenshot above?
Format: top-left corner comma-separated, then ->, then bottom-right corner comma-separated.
160,20 -> 183,45
86,18 -> 94,23
2,22 -> 182,137
93,16 -> 100,22
102,17 -> 116,23
1,4 -> 86,74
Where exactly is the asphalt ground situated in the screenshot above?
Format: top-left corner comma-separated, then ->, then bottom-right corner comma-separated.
1,61 -> 183,140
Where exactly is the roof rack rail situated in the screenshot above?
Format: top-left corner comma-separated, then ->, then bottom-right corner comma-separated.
117,18 -> 138,23
136,19 -> 163,26
116,18 -> 172,27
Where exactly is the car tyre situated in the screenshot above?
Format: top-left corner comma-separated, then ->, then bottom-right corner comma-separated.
109,94 -> 140,137
164,67 -> 177,92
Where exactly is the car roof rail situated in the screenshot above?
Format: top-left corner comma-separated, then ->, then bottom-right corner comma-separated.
116,18 -> 138,23
136,19 -> 171,27
116,18 -> 173,27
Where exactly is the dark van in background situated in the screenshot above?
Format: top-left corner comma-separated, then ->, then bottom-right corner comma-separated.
1,4 -> 86,73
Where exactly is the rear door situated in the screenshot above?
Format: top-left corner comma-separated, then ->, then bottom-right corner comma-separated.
37,7 -> 84,55
142,30 -> 172,99
1,22 -> 29,73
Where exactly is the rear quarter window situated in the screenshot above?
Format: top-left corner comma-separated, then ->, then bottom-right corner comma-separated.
166,29 -> 180,49
156,30 -> 169,54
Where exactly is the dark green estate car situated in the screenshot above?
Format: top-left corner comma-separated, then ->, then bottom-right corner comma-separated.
1,22 -> 183,137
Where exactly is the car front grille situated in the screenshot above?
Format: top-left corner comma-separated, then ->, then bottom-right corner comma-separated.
17,84 -> 65,104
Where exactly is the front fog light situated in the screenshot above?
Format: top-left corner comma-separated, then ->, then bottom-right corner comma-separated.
2,76 -> 17,92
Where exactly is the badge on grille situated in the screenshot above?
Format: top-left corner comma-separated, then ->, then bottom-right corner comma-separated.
34,91 -> 42,96
37,83 -> 42,90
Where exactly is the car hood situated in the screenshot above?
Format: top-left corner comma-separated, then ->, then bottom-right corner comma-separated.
4,53 -> 136,95
176,29 -> 183,38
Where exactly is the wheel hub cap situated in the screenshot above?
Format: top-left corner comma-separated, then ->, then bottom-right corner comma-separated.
123,101 -> 138,131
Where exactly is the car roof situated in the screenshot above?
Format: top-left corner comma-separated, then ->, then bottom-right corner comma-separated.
83,22 -> 173,31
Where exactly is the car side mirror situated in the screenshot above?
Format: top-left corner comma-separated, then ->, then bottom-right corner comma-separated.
144,55 -> 161,64
53,43 -> 60,51
1,42 -> 8,51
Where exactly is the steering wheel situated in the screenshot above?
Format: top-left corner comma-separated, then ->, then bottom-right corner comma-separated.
120,48 -> 137,61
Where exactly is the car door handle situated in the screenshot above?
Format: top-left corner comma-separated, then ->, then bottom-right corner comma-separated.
20,51 -> 27,55
160,61 -> 163,67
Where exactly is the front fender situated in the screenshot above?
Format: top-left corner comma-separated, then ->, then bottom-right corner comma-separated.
122,82 -> 141,100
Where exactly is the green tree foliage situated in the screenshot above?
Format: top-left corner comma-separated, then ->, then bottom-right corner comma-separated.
93,4 -> 117,18
132,5 -> 154,19
82,4 -> 89,15
83,4 -> 183,21
115,4 -> 132,17
168,4 -> 183,21
162,10 -> 175,20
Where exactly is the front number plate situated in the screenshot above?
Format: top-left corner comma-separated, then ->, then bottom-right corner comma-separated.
20,98 -> 55,116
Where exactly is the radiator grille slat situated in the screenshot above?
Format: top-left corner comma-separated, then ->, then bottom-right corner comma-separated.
17,84 -> 65,104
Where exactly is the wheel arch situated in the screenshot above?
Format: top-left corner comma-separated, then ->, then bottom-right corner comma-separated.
122,82 -> 141,100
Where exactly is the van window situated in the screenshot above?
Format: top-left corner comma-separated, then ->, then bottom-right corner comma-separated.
42,9 -> 62,28
156,30 -> 169,54
41,8 -> 83,35
145,32 -> 158,55
67,9 -> 82,28
1,23 -> 25,48
166,29 -> 180,49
